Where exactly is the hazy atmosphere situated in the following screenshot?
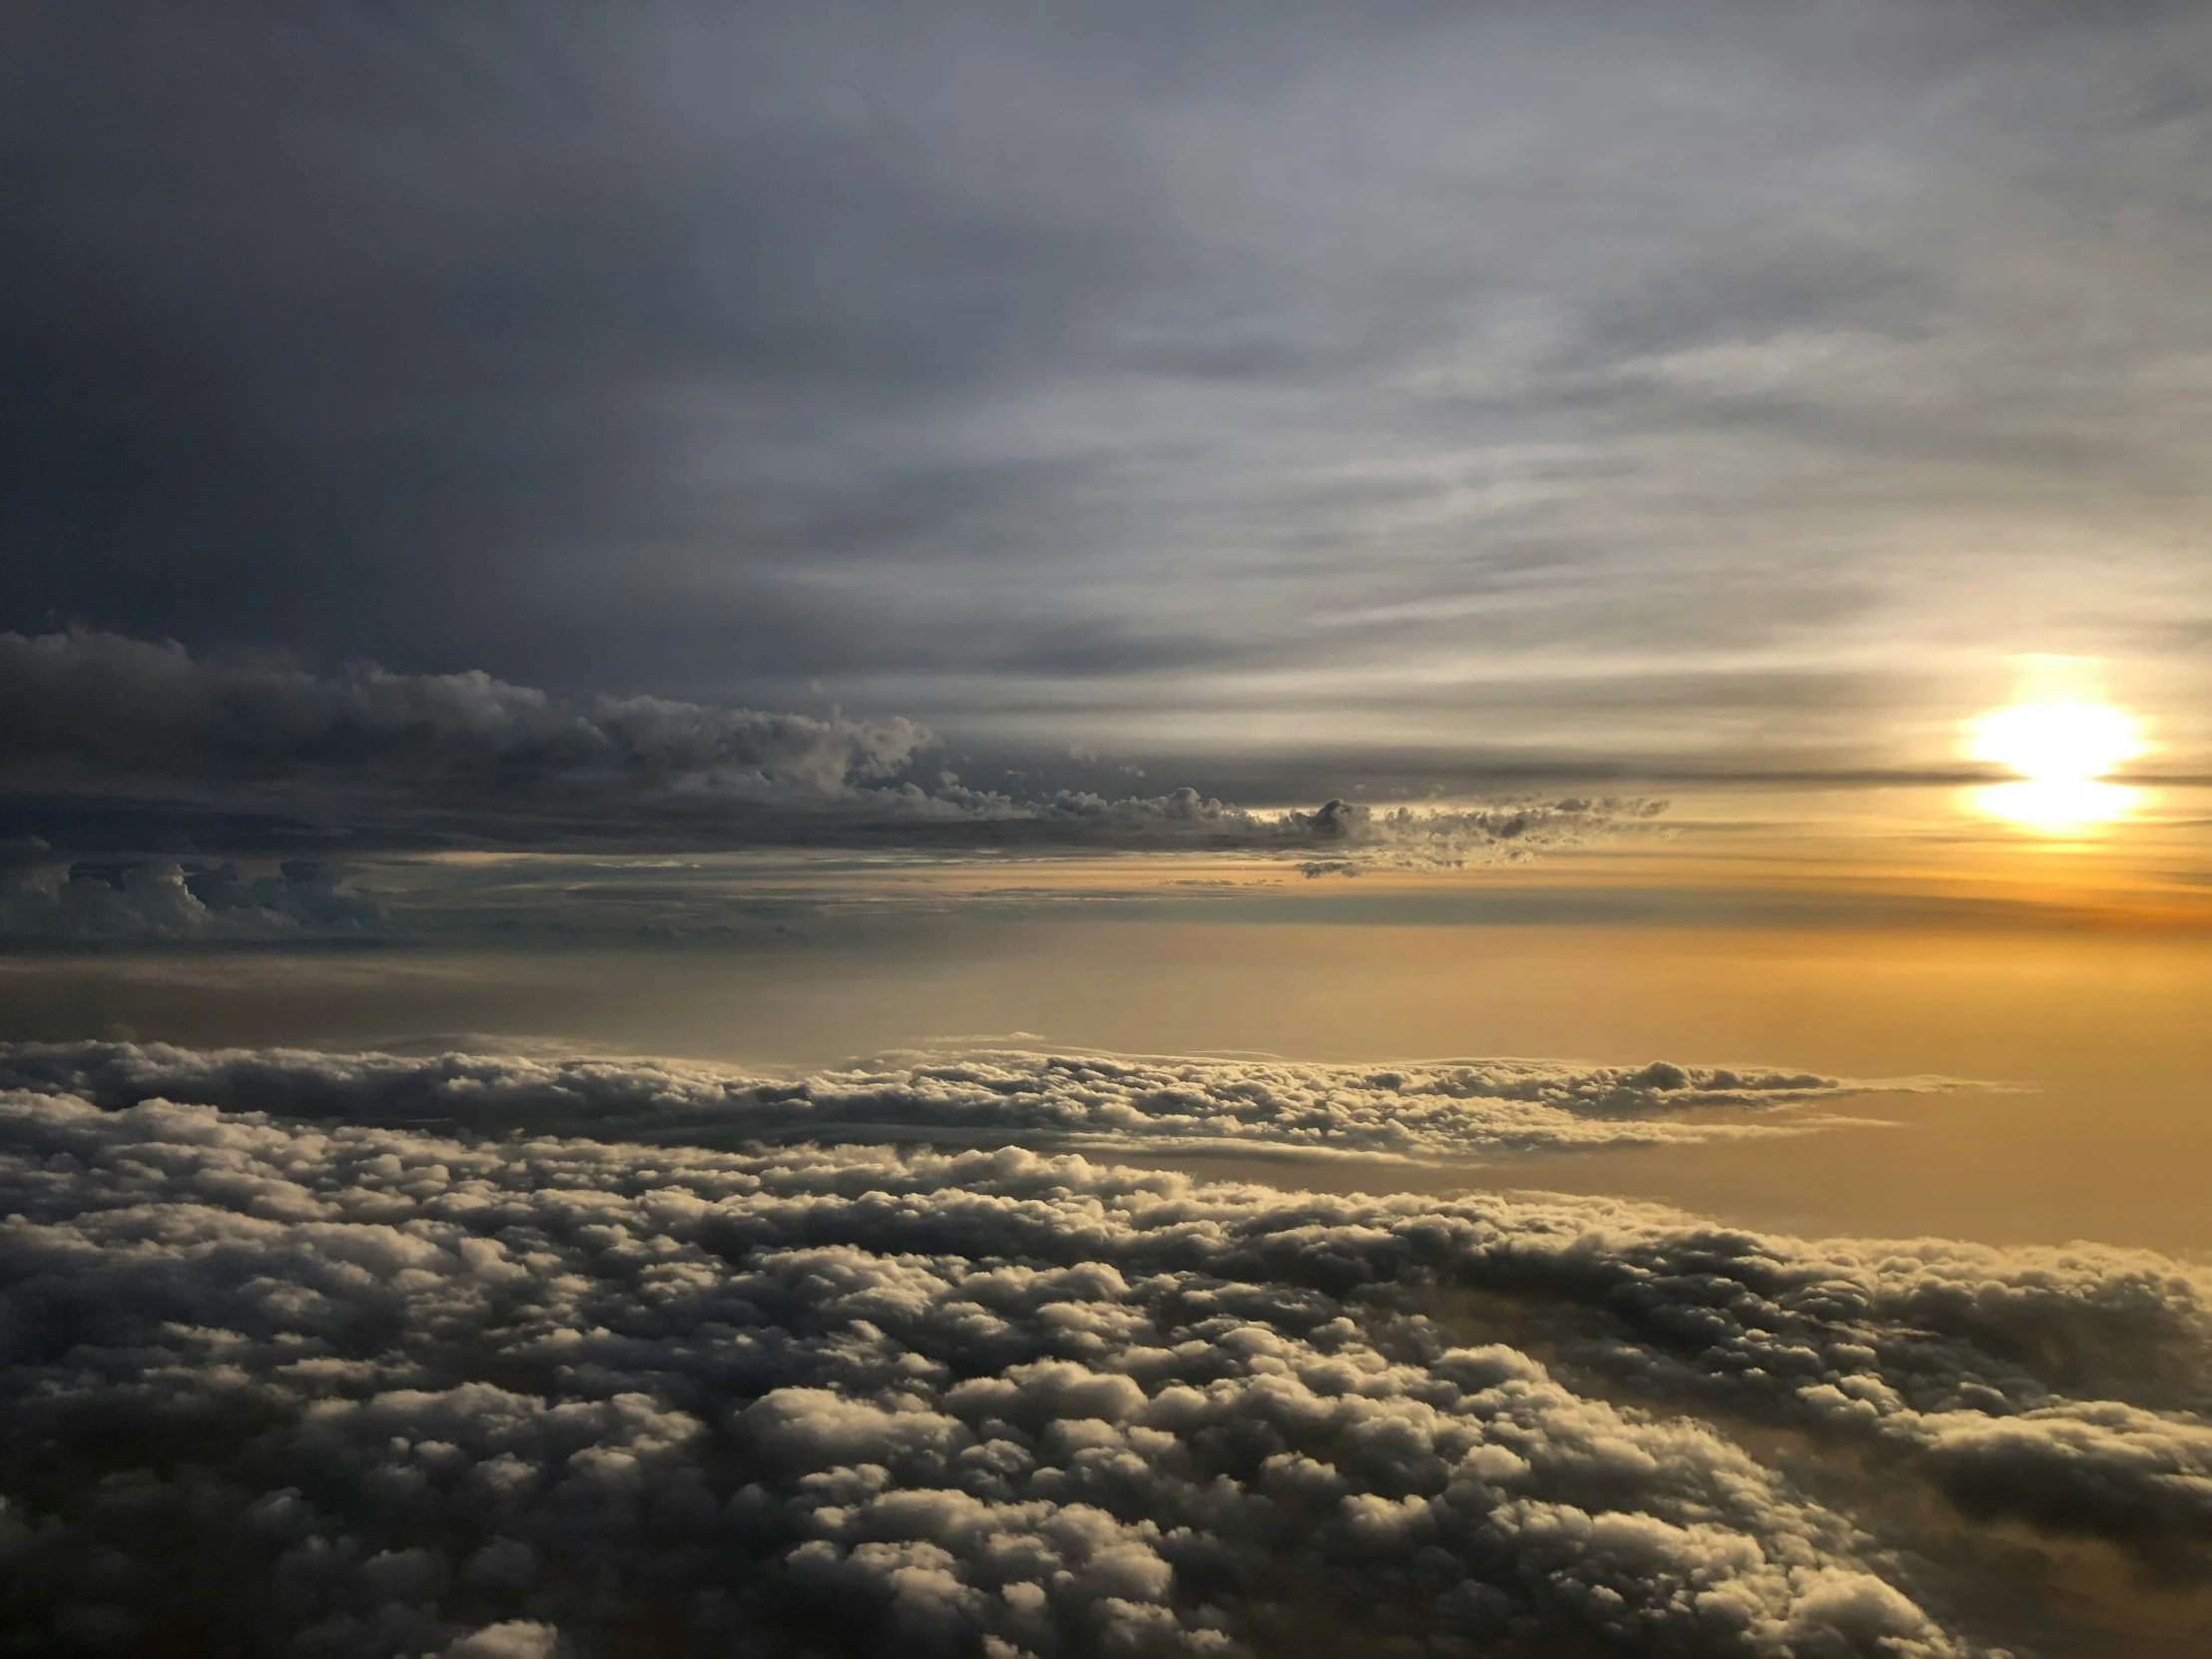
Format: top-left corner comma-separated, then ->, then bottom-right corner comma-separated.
3,6 -> 2210,1659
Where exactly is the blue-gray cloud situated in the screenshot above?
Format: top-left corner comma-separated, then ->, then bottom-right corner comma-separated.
4,2 -> 2208,778
0,629 -> 1658,862
0,849 -> 395,943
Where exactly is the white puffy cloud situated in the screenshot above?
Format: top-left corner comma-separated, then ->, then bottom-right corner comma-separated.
440,1625 -> 559,1659
0,1041 -> 1976,1163
3,1045 -> 2207,1655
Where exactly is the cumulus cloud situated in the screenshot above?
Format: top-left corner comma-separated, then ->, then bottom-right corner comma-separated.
0,1075 -> 2103,1659
0,1042 -> 1979,1164
0,849 -> 395,942
0,630 -> 1660,865
1503,1222 -> 2212,1553
5,1042 -> 2209,1654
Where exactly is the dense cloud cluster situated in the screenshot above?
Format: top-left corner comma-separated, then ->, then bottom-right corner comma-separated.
0,1043 -> 1963,1165
0,629 -> 929,814
4,1044 -> 2205,1656
0,1087 -> 1965,1656
0,848 -> 393,942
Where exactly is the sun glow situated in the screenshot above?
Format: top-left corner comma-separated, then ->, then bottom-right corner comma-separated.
1964,702 -> 2145,780
1963,699 -> 2147,830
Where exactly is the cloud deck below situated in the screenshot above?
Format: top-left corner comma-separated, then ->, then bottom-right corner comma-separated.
3,1045 -> 2209,1657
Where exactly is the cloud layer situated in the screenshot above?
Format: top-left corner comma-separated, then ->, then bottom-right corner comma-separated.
0,629 -> 1659,865
0,1041 -> 1970,1164
4,1053 -> 2208,1657
8,5 -> 2211,777
0,848 -> 395,943
0,627 -> 927,811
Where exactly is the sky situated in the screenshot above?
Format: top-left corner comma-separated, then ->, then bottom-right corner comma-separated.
6,0 -> 2212,784
4,5 -> 2212,1659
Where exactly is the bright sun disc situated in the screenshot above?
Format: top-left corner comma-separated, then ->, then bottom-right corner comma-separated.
1963,701 -> 2145,782
1961,698 -> 2149,830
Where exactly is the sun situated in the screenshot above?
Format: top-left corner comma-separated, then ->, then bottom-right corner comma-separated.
1963,702 -> 2145,781
1962,700 -> 2147,830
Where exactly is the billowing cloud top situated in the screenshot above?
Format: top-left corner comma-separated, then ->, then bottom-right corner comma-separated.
0,1041 -> 1975,1164
2,1046 -> 2206,1657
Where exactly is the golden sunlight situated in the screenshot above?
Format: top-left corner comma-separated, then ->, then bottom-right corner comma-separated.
1975,776 -> 2138,829
1963,699 -> 2148,830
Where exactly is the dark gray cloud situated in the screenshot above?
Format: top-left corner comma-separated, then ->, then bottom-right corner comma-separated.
0,628 -> 926,805
2,1048 -> 2208,1656
0,628 -> 1659,862
4,2 -> 2208,779
0,850 -> 395,943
